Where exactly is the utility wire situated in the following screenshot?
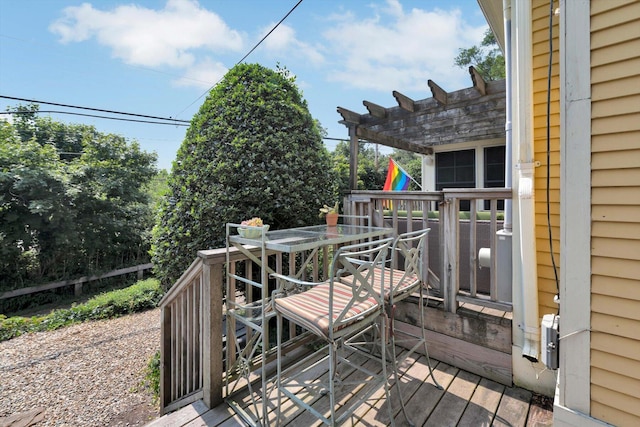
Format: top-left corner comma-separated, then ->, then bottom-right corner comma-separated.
1,110 -> 189,126
1,95 -> 190,124
174,0 -> 304,117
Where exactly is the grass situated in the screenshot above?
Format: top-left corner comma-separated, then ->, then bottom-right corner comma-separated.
0,278 -> 164,342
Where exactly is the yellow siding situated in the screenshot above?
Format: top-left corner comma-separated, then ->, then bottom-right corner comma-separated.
590,0 -> 640,424
531,0 -> 560,332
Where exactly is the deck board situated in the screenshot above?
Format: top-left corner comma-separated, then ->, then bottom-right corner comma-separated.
148,350 -> 553,427
493,386 -> 533,427
457,377 -> 505,426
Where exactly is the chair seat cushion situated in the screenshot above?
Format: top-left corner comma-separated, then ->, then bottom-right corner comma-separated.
341,267 -> 419,302
273,281 -> 379,338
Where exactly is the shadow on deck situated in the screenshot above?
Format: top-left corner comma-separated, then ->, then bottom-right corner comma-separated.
147,348 -> 552,426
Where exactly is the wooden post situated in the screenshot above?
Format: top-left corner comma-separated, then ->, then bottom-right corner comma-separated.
160,306 -> 172,412
349,125 -> 358,191
74,283 -> 83,296
442,195 -> 460,313
201,261 -> 223,408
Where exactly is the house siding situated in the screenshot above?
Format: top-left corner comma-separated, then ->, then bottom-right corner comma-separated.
531,0 -> 560,318
590,0 -> 640,425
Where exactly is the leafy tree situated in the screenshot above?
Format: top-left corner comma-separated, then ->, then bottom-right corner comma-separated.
0,107 -> 157,291
332,141 -> 388,194
454,29 -> 505,80
151,63 -> 335,289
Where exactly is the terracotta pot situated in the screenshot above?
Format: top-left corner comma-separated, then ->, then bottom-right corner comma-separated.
325,212 -> 338,226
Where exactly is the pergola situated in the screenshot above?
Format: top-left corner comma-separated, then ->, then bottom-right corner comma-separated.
337,66 -> 506,190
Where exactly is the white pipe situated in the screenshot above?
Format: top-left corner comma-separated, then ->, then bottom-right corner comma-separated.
513,0 -> 540,362
503,0 -> 513,232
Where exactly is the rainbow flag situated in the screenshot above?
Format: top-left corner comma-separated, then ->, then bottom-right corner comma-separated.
383,158 -> 411,191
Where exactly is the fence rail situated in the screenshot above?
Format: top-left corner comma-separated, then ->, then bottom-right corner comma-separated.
0,263 -> 153,300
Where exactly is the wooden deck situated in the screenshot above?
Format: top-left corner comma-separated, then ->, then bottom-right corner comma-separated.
147,348 -> 553,427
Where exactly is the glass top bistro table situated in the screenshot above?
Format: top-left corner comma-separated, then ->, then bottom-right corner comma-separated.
224,222 -> 393,426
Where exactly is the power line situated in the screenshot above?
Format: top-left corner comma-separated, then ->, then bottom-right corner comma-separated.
174,0 -> 305,117
1,95 -> 190,124
1,110 -> 189,126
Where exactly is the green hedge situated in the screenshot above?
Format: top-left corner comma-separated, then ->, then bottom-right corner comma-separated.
0,278 -> 164,342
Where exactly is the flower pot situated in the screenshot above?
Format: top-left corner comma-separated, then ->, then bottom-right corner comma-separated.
325,212 -> 338,226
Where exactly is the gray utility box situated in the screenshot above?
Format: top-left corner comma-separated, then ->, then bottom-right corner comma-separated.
496,229 -> 513,303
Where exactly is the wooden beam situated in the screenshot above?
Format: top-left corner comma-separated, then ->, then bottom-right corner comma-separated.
336,106 -> 362,124
356,126 -> 433,155
469,66 -> 487,95
392,90 -> 416,112
362,100 -> 387,118
428,79 -> 448,106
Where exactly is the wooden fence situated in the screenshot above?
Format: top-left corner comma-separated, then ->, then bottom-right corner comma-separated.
0,263 -> 153,300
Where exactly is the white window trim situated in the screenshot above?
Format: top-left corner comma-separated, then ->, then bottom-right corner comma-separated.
431,138 -> 506,210
556,0 -> 593,423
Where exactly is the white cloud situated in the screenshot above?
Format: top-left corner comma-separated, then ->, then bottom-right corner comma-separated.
259,23 -> 324,66
322,0 -> 487,93
173,58 -> 228,89
49,0 -> 244,69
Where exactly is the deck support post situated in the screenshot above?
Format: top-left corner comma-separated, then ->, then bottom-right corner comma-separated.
442,195 -> 460,313
202,261 -> 223,408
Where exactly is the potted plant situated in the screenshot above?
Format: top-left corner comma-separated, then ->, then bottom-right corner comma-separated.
319,202 -> 339,226
238,217 -> 269,238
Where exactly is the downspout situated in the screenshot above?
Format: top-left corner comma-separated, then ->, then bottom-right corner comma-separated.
503,0 -> 513,233
513,0 -> 540,362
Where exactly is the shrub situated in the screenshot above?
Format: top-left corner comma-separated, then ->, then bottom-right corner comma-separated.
0,279 -> 163,342
151,63 -> 336,290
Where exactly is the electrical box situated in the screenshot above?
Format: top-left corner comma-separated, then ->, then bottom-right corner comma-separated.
495,229 -> 512,303
541,314 -> 559,370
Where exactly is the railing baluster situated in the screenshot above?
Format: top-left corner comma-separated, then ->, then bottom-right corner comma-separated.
470,199 -> 478,298
490,199 -> 498,302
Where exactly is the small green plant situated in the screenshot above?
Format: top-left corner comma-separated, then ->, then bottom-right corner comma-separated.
143,350 -> 161,402
0,279 -> 164,342
318,202 -> 339,218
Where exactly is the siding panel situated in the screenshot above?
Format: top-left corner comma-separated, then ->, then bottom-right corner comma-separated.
591,384 -> 640,418
592,275 -> 640,301
592,294 -> 640,321
592,350 -> 640,381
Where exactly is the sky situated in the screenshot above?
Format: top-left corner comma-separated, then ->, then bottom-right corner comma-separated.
0,0 -> 490,171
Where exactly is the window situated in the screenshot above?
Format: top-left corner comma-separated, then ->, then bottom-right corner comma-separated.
436,150 -> 475,210
484,146 -> 505,210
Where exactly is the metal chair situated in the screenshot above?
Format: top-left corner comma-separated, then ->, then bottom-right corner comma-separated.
345,228 -> 442,426
271,237 -> 394,426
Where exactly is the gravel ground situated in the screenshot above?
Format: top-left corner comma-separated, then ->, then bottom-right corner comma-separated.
0,308 -> 162,426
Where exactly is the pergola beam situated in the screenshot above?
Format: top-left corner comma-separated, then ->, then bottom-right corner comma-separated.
392,91 -> 416,112
428,79 -> 448,106
356,126 -> 433,155
363,100 -> 387,118
336,107 -> 362,124
469,66 -> 487,95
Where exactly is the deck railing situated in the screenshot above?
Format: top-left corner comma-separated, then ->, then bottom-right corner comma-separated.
345,188 -> 512,313
159,188 -> 512,413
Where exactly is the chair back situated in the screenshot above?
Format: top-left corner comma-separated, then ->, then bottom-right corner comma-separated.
329,237 -> 393,338
388,228 -> 430,300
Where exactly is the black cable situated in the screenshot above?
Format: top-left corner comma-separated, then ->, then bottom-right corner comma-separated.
0,95 -> 190,123
1,110 -> 189,126
174,0 -> 305,117
546,0 -> 560,295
